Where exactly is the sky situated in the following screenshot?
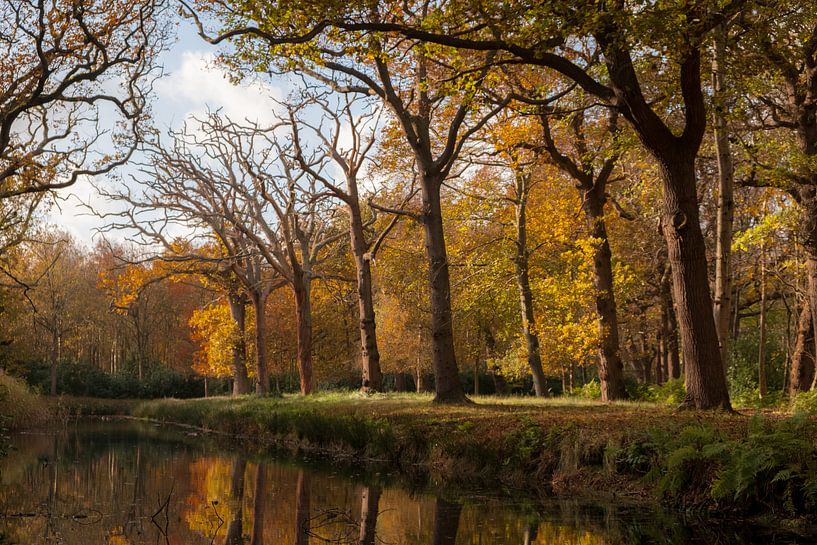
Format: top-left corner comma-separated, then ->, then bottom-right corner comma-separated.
47,20 -> 290,247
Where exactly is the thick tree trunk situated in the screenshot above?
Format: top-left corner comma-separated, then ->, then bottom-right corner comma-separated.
712,24 -> 735,373
513,186 -> 548,397
349,202 -> 383,392
790,302 -> 816,394
584,190 -> 627,400
251,291 -> 270,395
228,292 -> 251,396
659,157 -> 731,409
224,458 -> 246,545
293,272 -> 315,395
421,177 -> 466,403
358,486 -> 381,545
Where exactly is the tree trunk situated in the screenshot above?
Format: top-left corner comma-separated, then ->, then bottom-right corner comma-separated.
421,178 -> 465,403
712,24 -> 735,373
293,272 -> 315,395
656,157 -> 731,408
584,190 -> 627,400
224,458 -> 246,545
251,291 -> 270,395
758,251 -> 768,399
394,372 -> 408,392
513,184 -> 548,397
790,302 -> 816,394
349,202 -> 383,392
49,329 -> 58,396
358,486 -> 381,545
228,292 -> 251,396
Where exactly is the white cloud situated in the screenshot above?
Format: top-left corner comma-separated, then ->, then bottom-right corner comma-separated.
154,50 -> 284,127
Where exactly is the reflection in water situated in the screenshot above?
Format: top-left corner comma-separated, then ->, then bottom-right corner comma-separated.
0,421 -> 811,545
358,486 -> 380,545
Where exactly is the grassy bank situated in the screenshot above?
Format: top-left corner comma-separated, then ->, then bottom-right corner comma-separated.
0,371 -> 50,431
132,392 -> 817,520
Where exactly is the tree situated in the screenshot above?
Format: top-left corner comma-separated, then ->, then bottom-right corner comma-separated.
0,0 -> 163,201
531,98 -> 630,401
287,91 -> 396,392
215,0 -> 740,408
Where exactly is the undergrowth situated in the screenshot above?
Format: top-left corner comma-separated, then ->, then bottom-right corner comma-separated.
612,415 -> 817,516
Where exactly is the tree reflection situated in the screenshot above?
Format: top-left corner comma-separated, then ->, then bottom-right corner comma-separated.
432,497 -> 461,545
295,470 -> 310,545
224,457 -> 246,545
358,486 -> 381,545
250,463 -> 266,545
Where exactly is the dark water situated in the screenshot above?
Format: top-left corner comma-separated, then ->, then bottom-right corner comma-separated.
0,421 -> 811,545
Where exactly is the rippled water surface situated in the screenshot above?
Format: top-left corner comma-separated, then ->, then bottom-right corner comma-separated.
0,421 -> 811,544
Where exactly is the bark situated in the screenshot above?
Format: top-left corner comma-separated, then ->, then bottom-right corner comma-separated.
658,157 -> 731,408
790,303 -> 816,395
358,486 -> 381,545
251,291 -> 270,395
711,24 -> 736,373
422,177 -> 466,403
250,464 -> 266,545
228,292 -> 251,396
431,498 -> 461,545
584,187 -> 627,400
513,179 -> 548,397
349,201 -> 383,392
293,270 -> 315,395
224,458 -> 246,545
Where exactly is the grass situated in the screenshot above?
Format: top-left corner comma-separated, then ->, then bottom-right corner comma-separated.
0,371 -> 50,431
132,392 -> 773,506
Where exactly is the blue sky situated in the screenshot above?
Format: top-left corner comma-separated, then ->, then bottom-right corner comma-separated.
49,20 -> 290,246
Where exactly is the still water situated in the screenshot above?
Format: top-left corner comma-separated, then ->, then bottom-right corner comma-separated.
0,421 -> 811,545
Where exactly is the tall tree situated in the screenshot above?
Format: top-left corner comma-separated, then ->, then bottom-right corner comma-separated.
287,91 -> 396,392
186,0 -> 738,407
186,7 -> 511,402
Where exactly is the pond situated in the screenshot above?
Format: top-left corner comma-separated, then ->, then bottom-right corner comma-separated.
0,421 -> 810,544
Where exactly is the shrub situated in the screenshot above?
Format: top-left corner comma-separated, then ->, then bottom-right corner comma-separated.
573,379 -> 601,399
23,361 -> 223,399
792,390 -> 817,415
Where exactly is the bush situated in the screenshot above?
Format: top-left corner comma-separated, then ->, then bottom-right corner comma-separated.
613,415 -> 817,515
624,378 -> 685,405
23,361 -> 223,399
573,379 -> 601,399
792,390 -> 817,415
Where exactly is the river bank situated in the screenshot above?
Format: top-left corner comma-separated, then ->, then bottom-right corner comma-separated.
127,393 -> 817,524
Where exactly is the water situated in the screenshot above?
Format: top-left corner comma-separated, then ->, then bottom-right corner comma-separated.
0,421 -> 811,544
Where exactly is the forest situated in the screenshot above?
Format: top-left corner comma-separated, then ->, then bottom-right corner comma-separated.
3,0 -> 817,540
